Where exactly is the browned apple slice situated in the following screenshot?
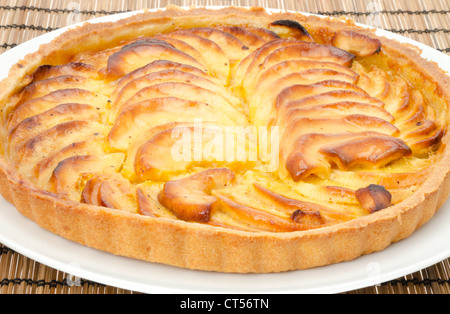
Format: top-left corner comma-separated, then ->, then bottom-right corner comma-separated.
8,103 -> 101,151
319,136 -> 412,170
162,30 -> 230,81
255,62 -> 359,96
184,27 -> 249,62
81,173 -> 137,213
30,62 -> 99,82
258,41 -> 355,70
11,121 -> 109,174
275,80 -> 370,110
6,76 -> 92,113
152,36 -> 210,71
213,194 -> 313,232
6,88 -> 109,132
277,102 -> 394,127
269,19 -> 314,42
238,39 -> 356,93
407,128 -> 444,156
245,27 -> 280,42
355,184 -> 392,213
33,140 -> 105,189
105,38 -> 204,80
111,60 -> 212,101
113,69 -> 241,112
158,168 -> 235,222
282,132 -> 410,181
134,123 -> 256,181
331,30 -> 381,57
110,82 -> 247,125
108,97 -> 236,151
253,183 -> 326,227
49,153 -> 125,201
217,26 -> 267,51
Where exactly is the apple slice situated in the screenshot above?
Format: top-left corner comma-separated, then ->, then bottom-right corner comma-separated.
278,102 -> 394,127
213,194 -> 312,232
111,60 -> 212,101
217,26 -> 267,51
109,82 -> 247,126
162,30 -> 230,82
9,103 -> 101,152
253,183 -> 326,227
113,69 -> 241,112
355,184 -> 392,214
108,97 -> 236,151
269,19 -> 314,42
81,173 -> 138,213
184,27 -> 249,63
134,123 -> 256,181
6,88 -> 109,132
6,76 -> 92,113
283,132 -> 410,181
49,153 -> 125,201
158,168 -> 235,222
33,140 -> 105,189
105,38 -> 204,80
331,30 -> 381,57
30,62 -> 98,82
275,80 -> 369,110
11,121 -> 109,174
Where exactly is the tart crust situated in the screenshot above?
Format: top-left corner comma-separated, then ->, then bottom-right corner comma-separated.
0,6 -> 448,273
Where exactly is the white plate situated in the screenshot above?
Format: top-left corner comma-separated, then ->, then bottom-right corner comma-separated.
0,7 -> 449,294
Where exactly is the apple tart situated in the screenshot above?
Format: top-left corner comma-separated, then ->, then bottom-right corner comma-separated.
0,6 -> 449,273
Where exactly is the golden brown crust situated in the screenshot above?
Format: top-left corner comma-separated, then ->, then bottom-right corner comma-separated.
0,6 -> 448,273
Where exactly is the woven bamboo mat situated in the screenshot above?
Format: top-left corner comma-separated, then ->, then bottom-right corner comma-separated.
0,0 -> 449,294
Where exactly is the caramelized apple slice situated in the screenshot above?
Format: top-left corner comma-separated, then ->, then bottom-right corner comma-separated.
110,82 -> 246,125
6,76 -> 93,113
275,80 -> 368,109
6,89 -> 109,131
34,140 -> 105,189
162,30 -> 230,81
278,102 -> 394,127
113,69 -> 240,111
213,194 -> 312,232
30,62 -> 98,82
331,30 -> 381,57
217,26 -> 267,51
320,136 -> 412,170
239,39 -> 356,93
49,153 -> 125,201
108,97 -> 235,151
355,184 -> 392,213
283,132 -> 410,181
185,27 -> 249,62
269,20 -> 314,42
10,121 -> 108,166
253,183 -> 325,228
81,173 -> 137,213
105,38 -> 204,79
135,123 -> 256,181
158,168 -> 235,222
9,103 -> 101,151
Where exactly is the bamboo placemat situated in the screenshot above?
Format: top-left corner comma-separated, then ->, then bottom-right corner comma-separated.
0,0 -> 449,294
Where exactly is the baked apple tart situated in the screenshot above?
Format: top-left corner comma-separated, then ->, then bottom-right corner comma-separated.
0,6 -> 449,273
